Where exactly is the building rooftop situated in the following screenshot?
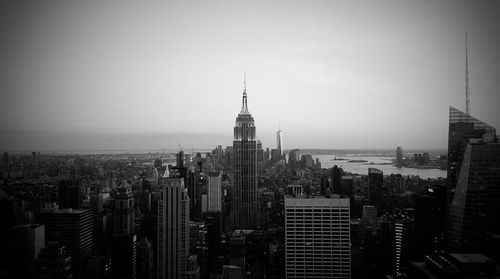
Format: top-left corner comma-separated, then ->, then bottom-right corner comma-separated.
285,195 -> 350,206
449,253 -> 494,264
41,208 -> 90,214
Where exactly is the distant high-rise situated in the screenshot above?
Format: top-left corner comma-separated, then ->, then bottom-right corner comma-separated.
396,147 -> 403,168
232,82 -> 258,230
207,171 -> 222,212
157,177 -> 190,279
277,128 -> 283,156
114,184 -> 135,236
58,179 -> 82,209
368,168 -> 384,214
36,208 -> 93,276
285,195 -> 351,279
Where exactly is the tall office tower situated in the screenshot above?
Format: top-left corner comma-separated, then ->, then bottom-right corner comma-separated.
285,196 -> 351,279
256,140 -> 264,162
229,232 -> 246,269
320,174 -> 330,196
447,141 -> 500,256
36,209 -> 93,277
232,84 -> 258,230
379,215 -> 414,278
112,184 -> 137,279
288,149 -> 299,168
414,184 -> 446,257
368,168 -> 383,214
447,106 -> 496,196
114,185 -> 134,235
35,242 -> 73,279
277,128 -> 284,157
339,175 -> 354,197
7,224 -> 45,278
207,171 -> 222,212
112,235 -> 137,279
396,147 -> 403,168
177,150 -> 185,168
446,107 -> 496,249
361,205 -> 377,226
157,177 -> 190,279
137,237 -> 154,279
58,179 -> 82,209
330,165 -> 342,192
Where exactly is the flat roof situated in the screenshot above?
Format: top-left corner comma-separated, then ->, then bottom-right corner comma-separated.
285,196 -> 349,207
449,253 -> 493,264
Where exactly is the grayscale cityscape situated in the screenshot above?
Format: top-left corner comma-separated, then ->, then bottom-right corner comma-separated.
1,1 -> 500,279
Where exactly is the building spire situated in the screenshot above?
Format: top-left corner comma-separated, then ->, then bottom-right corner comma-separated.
244,71 -> 246,93
241,72 -> 249,114
466,32 -> 470,115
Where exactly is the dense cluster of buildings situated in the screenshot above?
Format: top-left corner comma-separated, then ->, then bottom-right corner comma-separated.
1,86 -> 499,279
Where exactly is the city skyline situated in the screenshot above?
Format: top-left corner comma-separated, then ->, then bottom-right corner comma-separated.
1,0 -> 500,152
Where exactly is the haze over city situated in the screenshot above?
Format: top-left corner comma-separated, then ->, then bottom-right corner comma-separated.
1,0 -> 500,151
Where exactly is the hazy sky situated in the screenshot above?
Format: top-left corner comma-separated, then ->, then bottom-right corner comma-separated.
1,0 -> 499,151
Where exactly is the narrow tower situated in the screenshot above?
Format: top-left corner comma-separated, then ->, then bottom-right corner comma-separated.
231,77 -> 259,230
465,32 -> 470,115
277,126 -> 283,157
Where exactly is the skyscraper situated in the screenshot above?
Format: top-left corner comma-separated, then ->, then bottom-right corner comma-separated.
58,179 -> 82,209
379,215 -> 414,278
447,106 -> 496,195
36,208 -> 94,276
232,83 -> 258,230
285,195 -> 351,279
157,177 -> 190,279
396,147 -> 403,168
35,242 -> 73,279
113,184 -> 135,236
368,167 -> 383,214
7,224 -> 45,278
277,128 -> 283,157
446,106 -> 497,253
112,184 -> 137,279
447,141 -> 500,255
207,171 -> 222,212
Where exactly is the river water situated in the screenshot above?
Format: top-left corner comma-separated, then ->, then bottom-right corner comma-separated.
312,154 -> 446,179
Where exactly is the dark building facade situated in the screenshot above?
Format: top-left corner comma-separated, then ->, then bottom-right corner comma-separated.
447,106 -> 495,199
446,106 -> 498,255
58,179 -> 82,209
35,242 -> 73,279
368,167 -> 383,214
447,142 -> 500,258
36,209 -> 93,277
112,184 -> 137,279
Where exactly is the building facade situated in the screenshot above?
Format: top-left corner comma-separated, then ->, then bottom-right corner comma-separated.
448,142 -> 500,255
157,177 -> 190,279
36,208 -> 93,276
232,87 -> 258,230
277,128 -> 283,156
285,196 -> 351,279
207,171 -> 222,212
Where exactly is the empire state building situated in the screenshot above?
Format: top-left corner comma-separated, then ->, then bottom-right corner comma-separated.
232,83 -> 259,230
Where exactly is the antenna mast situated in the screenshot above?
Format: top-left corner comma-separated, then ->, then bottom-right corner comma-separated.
465,32 -> 470,115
